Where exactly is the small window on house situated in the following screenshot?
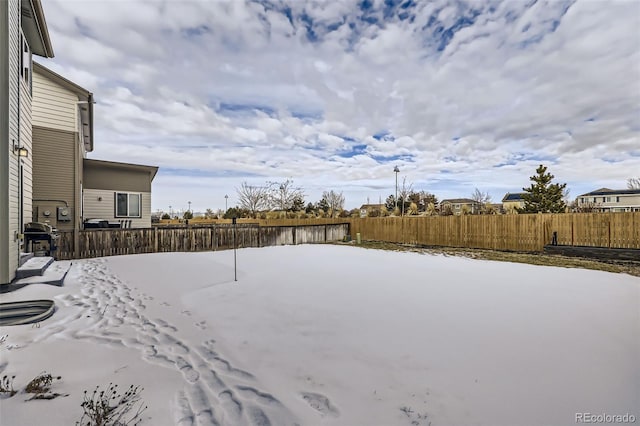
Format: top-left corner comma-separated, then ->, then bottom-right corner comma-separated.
606,197 -> 611,202
115,192 -> 141,218
20,32 -> 32,91
616,197 -> 620,203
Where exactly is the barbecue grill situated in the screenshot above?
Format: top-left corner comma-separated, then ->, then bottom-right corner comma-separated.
24,222 -> 59,256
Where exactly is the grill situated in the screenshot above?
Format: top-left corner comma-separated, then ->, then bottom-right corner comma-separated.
24,222 -> 59,256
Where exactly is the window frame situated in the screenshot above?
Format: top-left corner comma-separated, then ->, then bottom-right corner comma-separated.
114,192 -> 142,218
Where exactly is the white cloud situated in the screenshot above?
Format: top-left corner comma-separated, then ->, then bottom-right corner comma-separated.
37,0 -> 640,211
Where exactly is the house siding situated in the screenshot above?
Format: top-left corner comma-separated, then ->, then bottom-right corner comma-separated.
84,166 -> 153,192
83,189 -> 152,228
20,78 -> 33,233
32,70 -> 78,132
1,0 -> 21,284
32,126 -> 77,231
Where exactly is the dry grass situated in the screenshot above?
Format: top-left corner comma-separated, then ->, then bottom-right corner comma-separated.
336,240 -> 640,277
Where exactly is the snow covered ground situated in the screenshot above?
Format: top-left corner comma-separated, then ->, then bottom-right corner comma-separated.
1,245 -> 638,426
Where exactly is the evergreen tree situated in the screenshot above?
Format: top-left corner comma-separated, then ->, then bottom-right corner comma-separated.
385,195 -> 396,211
317,196 -> 329,213
520,164 -> 567,213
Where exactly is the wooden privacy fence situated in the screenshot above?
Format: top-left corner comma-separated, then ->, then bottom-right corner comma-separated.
55,213 -> 639,259
56,223 -> 349,260
347,212 -> 640,252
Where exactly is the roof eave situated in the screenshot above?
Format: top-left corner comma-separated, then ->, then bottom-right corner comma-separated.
22,0 -> 54,58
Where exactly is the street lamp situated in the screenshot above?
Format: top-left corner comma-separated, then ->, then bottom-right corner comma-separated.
393,166 -> 400,212
169,205 -> 173,217
188,201 -> 192,214
225,194 -> 228,211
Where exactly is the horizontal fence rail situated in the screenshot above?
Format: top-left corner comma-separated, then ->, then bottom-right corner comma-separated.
56,223 -> 349,260
55,213 -> 639,260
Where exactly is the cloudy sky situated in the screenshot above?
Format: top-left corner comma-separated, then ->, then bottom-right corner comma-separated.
39,0 -> 640,212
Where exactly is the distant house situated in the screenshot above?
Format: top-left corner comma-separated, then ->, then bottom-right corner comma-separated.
31,63 -> 159,231
83,159 -> 158,228
502,192 -> 527,214
359,203 -> 385,217
1,0 -> 54,285
440,198 -> 480,215
577,188 -> 640,212
32,62 -> 94,233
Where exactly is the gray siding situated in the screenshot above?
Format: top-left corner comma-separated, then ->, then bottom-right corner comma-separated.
84,165 -> 153,192
32,126 -> 77,231
1,0 -> 21,284
0,0 -> 10,284
83,189 -> 153,228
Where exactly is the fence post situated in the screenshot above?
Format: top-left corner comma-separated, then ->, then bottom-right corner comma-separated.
258,225 -> 261,248
154,227 -> 159,253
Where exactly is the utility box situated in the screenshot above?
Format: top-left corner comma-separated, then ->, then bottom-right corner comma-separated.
35,205 -> 57,228
57,206 -> 72,222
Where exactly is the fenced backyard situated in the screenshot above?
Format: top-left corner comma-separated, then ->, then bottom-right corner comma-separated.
55,223 -> 349,260
55,212 -> 640,260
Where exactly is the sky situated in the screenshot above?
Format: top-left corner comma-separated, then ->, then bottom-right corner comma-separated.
38,0 -> 640,213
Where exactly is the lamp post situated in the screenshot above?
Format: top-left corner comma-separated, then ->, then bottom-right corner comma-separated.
225,194 -> 228,211
188,201 -> 191,214
169,205 -> 172,218
393,166 -> 399,212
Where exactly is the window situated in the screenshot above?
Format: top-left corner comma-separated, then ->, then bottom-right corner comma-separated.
606,197 -> 612,202
20,31 -> 32,94
115,192 -> 141,217
616,197 -> 620,203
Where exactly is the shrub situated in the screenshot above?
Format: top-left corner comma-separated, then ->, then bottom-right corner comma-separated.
0,375 -> 16,397
24,372 -> 67,400
77,383 -> 147,426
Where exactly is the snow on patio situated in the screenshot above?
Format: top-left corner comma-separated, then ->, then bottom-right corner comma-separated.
1,245 -> 638,426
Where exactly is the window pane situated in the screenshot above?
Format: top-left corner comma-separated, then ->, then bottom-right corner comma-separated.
129,194 -> 140,217
116,193 -> 128,216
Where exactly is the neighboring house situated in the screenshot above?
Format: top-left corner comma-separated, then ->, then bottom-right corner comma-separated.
31,62 -> 93,233
83,159 -> 158,228
488,203 -> 504,214
31,62 -> 159,230
359,203 -> 385,217
440,198 -> 480,215
502,192 -> 527,214
576,188 -> 640,212
1,0 -> 54,285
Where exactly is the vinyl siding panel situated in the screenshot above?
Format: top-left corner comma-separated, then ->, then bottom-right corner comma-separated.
2,0 -> 21,283
32,69 -> 77,132
0,0 -> 12,284
84,165 -> 153,192
20,79 -> 33,230
83,189 -> 152,228
32,126 -> 77,231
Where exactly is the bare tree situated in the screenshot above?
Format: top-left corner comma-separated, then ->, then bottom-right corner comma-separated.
236,182 -> 268,218
322,190 -> 345,218
628,177 -> 640,189
267,179 -> 305,212
398,177 -> 413,216
471,188 -> 492,214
